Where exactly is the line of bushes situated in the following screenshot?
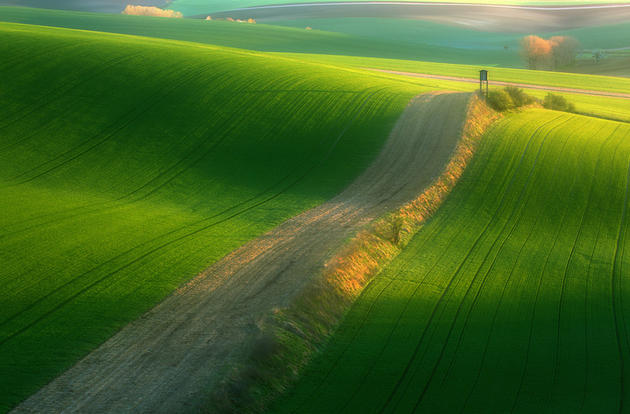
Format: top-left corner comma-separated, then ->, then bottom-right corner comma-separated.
486,86 -> 575,113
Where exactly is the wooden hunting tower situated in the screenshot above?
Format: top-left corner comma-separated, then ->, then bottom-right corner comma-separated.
479,70 -> 489,99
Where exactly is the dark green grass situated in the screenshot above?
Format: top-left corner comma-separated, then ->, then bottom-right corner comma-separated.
0,22 -> 431,412
271,110 -> 630,413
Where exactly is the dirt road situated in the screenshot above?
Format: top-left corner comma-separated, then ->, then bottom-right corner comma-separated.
12,92 -> 471,414
368,68 -> 630,100
203,2 -> 630,32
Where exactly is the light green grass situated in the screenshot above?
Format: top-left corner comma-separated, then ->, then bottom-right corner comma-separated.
271,109 -> 630,413
0,22 -> 438,412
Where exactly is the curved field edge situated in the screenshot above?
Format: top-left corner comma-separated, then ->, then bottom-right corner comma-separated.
0,22 -> 433,412
208,95 -> 499,413
271,110 -> 630,412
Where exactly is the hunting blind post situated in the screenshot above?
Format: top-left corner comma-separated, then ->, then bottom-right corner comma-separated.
479,70 -> 489,99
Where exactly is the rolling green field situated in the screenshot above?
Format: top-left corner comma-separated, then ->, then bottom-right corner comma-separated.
272,109 -> 630,412
168,0 -> 630,15
3,6 -> 630,70
4,4 -> 630,413
0,6 -> 514,65
269,18 -> 630,69
574,50 -> 630,78
276,53 -> 630,95
272,53 -> 630,121
0,22 -> 439,411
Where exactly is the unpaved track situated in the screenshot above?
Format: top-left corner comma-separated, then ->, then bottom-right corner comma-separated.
369,68 -> 630,100
13,92 -> 470,414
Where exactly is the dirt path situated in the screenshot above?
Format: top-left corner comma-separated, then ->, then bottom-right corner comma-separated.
12,92 -> 471,414
368,68 -> 630,99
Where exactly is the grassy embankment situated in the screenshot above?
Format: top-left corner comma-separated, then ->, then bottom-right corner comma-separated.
272,109 -> 630,412
0,22 -> 438,412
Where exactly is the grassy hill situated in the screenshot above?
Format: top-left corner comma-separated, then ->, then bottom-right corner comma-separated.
268,18 -> 630,70
168,0 -> 630,15
0,22 -> 440,412
4,6 -> 630,70
0,6 -> 515,66
4,7 -> 630,413
272,109 -> 630,412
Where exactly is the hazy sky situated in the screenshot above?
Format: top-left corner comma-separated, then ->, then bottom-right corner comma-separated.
0,0 -> 170,13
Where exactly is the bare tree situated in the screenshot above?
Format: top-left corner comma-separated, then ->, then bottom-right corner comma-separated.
550,36 -> 580,69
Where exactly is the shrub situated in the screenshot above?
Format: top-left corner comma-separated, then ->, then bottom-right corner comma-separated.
486,87 -> 539,112
505,86 -> 536,107
543,93 -> 576,112
486,89 -> 514,112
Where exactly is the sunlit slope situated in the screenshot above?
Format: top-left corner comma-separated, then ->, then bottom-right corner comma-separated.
0,22 -> 425,412
273,110 -> 630,413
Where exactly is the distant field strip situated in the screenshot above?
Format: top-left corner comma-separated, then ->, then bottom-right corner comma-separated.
272,110 -> 630,412
0,23 -> 428,412
367,68 -> 630,100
